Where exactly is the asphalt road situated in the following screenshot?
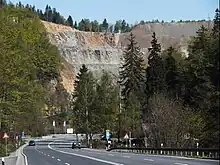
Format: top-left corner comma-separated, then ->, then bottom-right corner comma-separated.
23,140 -> 220,165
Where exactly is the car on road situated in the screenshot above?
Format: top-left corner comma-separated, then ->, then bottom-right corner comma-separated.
28,140 -> 36,146
72,141 -> 81,149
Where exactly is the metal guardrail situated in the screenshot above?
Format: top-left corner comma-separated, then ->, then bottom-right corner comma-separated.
107,147 -> 220,160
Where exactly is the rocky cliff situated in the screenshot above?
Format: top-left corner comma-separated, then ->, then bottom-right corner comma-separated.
42,20 -> 211,92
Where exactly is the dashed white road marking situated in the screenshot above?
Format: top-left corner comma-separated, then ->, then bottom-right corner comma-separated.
52,156 -> 55,158
48,142 -> 124,165
57,158 -> 61,161
123,155 -> 131,158
65,163 -> 70,165
47,155 -> 50,156
174,163 -> 188,165
108,154 -> 115,156
96,152 -> 104,155
144,158 -> 154,161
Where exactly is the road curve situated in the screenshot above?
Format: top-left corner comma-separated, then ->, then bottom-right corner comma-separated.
23,139 -> 220,165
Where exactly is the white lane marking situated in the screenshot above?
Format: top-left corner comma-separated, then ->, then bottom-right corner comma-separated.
48,142 -> 124,165
123,155 -> 131,158
174,163 -> 188,165
47,155 -> 50,156
65,163 -> 70,165
52,156 -> 55,159
144,158 -> 154,161
57,159 -> 61,161
108,154 -> 115,156
22,144 -> 29,165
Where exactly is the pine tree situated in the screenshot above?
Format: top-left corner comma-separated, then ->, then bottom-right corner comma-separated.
91,20 -> 99,32
67,15 -> 73,27
102,18 -> 108,31
119,32 -> 145,136
78,19 -> 86,31
146,32 -> 164,98
121,20 -> 126,32
93,71 -> 119,132
119,32 -> 145,103
74,21 -> 78,29
71,64 -> 96,146
182,19 -> 220,147
114,20 -> 122,33
74,64 -> 88,88
212,8 -> 220,36
163,46 -> 180,98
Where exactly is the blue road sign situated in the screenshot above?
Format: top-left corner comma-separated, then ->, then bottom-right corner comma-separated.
106,130 -> 110,140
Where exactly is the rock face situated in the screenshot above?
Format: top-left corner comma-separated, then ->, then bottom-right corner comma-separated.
42,21 -> 211,92
119,21 -> 212,51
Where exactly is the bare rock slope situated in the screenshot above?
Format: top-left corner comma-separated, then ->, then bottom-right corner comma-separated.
42,21 -> 211,92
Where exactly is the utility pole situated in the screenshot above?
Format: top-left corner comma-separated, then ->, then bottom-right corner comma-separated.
117,80 -> 122,142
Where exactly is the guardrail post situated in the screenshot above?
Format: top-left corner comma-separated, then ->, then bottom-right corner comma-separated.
1,158 -> 5,165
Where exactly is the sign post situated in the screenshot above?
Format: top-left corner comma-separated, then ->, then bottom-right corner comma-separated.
3,133 -> 9,156
124,133 -> 129,147
53,120 -> 55,134
106,130 -> 111,150
106,130 -> 110,141
63,121 -> 66,134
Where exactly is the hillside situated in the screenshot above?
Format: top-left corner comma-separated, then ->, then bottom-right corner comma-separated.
42,20 -> 212,92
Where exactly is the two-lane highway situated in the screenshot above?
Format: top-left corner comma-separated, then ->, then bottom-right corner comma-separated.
23,139 -> 220,165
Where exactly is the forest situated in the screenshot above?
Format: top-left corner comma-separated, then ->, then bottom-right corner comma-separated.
0,0 -> 219,156
0,2 -> 69,155
71,8 -> 219,149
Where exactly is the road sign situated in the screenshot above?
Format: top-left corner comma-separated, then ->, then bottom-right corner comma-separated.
106,130 -> 110,140
124,133 -> 129,139
21,131 -> 24,138
3,133 -> 9,139
53,121 -> 55,127
66,128 -> 73,134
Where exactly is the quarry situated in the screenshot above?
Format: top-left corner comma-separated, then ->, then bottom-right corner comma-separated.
42,20 -> 211,92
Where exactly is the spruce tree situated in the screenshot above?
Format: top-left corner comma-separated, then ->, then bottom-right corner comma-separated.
163,46 -> 180,98
212,8 -> 220,36
93,71 -> 119,132
119,33 -> 145,135
71,64 -> 96,146
67,15 -> 73,27
74,21 -> 78,29
146,32 -> 164,98
119,32 -> 145,103
102,18 -> 109,31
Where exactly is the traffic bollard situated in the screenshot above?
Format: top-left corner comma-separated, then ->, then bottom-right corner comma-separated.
1,158 -> 5,165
